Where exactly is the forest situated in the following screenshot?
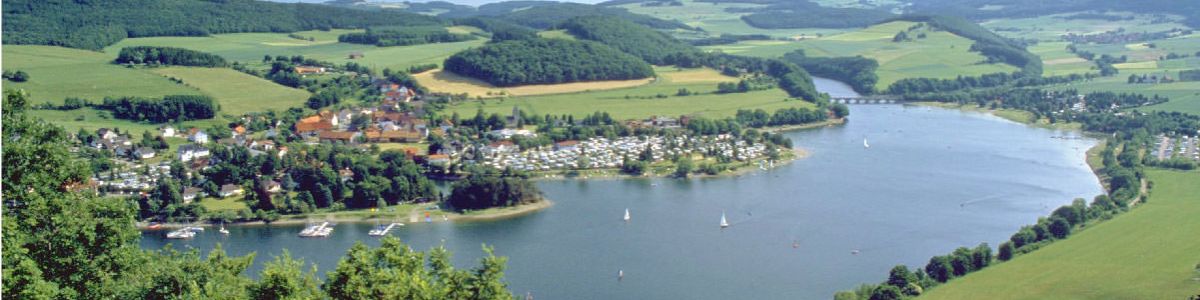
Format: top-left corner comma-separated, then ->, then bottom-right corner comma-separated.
97,95 -> 218,123
735,1 -> 895,29
446,175 -> 544,211
443,38 -> 655,86
455,2 -> 692,30
2,0 -> 443,50
561,16 -> 697,65
782,50 -> 879,94
337,26 -> 477,47
115,46 -> 228,67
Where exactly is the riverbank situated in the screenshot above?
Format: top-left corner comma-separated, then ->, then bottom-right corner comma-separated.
525,145 -> 807,181
761,118 -> 846,133
139,199 -> 554,229
912,102 -> 1082,130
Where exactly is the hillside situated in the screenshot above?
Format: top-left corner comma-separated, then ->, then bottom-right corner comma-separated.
704,21 -> 1020,89
561,16 -> 697,64
919,169 -> 1200,300
443,38 -> 655,87
2,0 -> 443,50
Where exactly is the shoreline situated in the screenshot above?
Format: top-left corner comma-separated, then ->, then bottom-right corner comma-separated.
138,199 -> 554,229
526,145 -> 808,182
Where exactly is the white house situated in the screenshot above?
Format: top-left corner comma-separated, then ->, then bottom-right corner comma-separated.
189,130 -> 209,144
133,147 -> 156,160
160,126 -> 177,138
177,144 -> 210,162
218,184 -> 243,198
182,187 -> 201,204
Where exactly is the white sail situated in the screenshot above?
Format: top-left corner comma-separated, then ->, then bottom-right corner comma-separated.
720,211 -> 729,228
624,208 -> 631,222
863,138 -> 870,148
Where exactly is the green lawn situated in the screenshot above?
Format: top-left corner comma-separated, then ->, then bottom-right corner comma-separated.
104,29 -> 486,71
442,67 -> 814,120
705,21 -> 1019,90
920,169 -> 1200,300
150,67 -> 310,115
2,45 -> 202,105
199,196 -> 251,212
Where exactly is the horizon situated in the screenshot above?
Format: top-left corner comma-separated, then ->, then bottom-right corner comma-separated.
263,0 -> 606,7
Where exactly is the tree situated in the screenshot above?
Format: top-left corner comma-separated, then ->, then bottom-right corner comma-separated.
972,243 -> 992,270
868,284 -> 903,300
925,256 -> 954,282
1010,226 -> 1037,248
10,70 -> 29,82
1049,216 -> 1072,239
249,251 -> 322,300
997,241 -> 1015,261
674,158 -> 694,178
886,265 -> 917,289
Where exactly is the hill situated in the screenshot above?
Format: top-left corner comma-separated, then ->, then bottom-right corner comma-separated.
704,21 -> 1020,90
2,0 -> 443,50
918,169 -> 1200,300
561,16 -> 697,64
2,45 -> 202,105
495,2 -> 693,30
442,38 -> 655,87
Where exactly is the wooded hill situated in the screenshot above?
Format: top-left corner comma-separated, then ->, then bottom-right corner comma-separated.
561,16 -> 696,65
443,38 -> 655,86
436,1 -> 692,30
337,26 -> 478,47
733,1 -> 896,29
2,0 -> 443,50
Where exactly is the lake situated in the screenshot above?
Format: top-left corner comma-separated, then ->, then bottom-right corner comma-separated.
142,78 -> 1104,299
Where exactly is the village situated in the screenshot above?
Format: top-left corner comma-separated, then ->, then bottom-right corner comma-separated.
77,75 -> 784,199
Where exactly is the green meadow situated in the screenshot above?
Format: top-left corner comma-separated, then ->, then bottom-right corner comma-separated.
442,67 -> 815,120
150,67 -> 310,115
705,21 -> 1019,89
3,45 -> 202,104
1051,76 -> 1200,115
981,12 -> 1191,42
920,169 -> 1200,300
104,28 -> 486,71
617,0 -> 847,39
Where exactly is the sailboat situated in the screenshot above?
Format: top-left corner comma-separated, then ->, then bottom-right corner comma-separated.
219,222 -> 229,235
863,138 -> 870,149
623,208 -> 630,222
720,211 -> 729,228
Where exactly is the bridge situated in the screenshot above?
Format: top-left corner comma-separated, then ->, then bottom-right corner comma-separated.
830,96 -> 902,105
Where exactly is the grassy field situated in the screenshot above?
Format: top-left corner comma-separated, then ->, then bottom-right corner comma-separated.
199,196 -> 251,212
104,29 -> 486,71
1030,41 -> 1096,76
616,0 -> 848,39
441,66 -> 810,120
1048,74 -> 1200,115
25,108 -> 228,134
920,169 -> 1200,300
2,45 -> 202,104
537,30 -> 577,40
414,69 -> 656,98
705,21 -> 1020,89
981,12 -> 1190,42
150,67 -> 310,115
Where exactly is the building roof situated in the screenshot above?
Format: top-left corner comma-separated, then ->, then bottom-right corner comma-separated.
318,131 -> 357,141
296,120 -> 333,133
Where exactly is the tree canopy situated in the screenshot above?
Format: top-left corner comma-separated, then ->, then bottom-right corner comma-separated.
561,15 -> 697,65
116,46 -> 228,67
3,0 -> 443,50
444,38 -> 655,86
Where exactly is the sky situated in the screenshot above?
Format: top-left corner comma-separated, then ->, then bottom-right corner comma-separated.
265,0 -> 605,6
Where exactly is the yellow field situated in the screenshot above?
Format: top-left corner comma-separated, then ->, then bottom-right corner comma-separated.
414,69 -> 657,98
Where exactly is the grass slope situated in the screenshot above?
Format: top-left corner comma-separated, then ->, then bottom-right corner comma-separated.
442,67 -> 811,120
703,21 -> 1019,89
104,29 -> 486,71
415,69 -> 655,98
150,67 -> 310,115
2,45 -> 201,104
616,0 -> 847,39
920,169 -> 1200,300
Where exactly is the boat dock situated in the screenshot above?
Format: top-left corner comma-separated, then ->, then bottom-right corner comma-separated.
368,223 -> 404,236
299,222 -> 333,238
